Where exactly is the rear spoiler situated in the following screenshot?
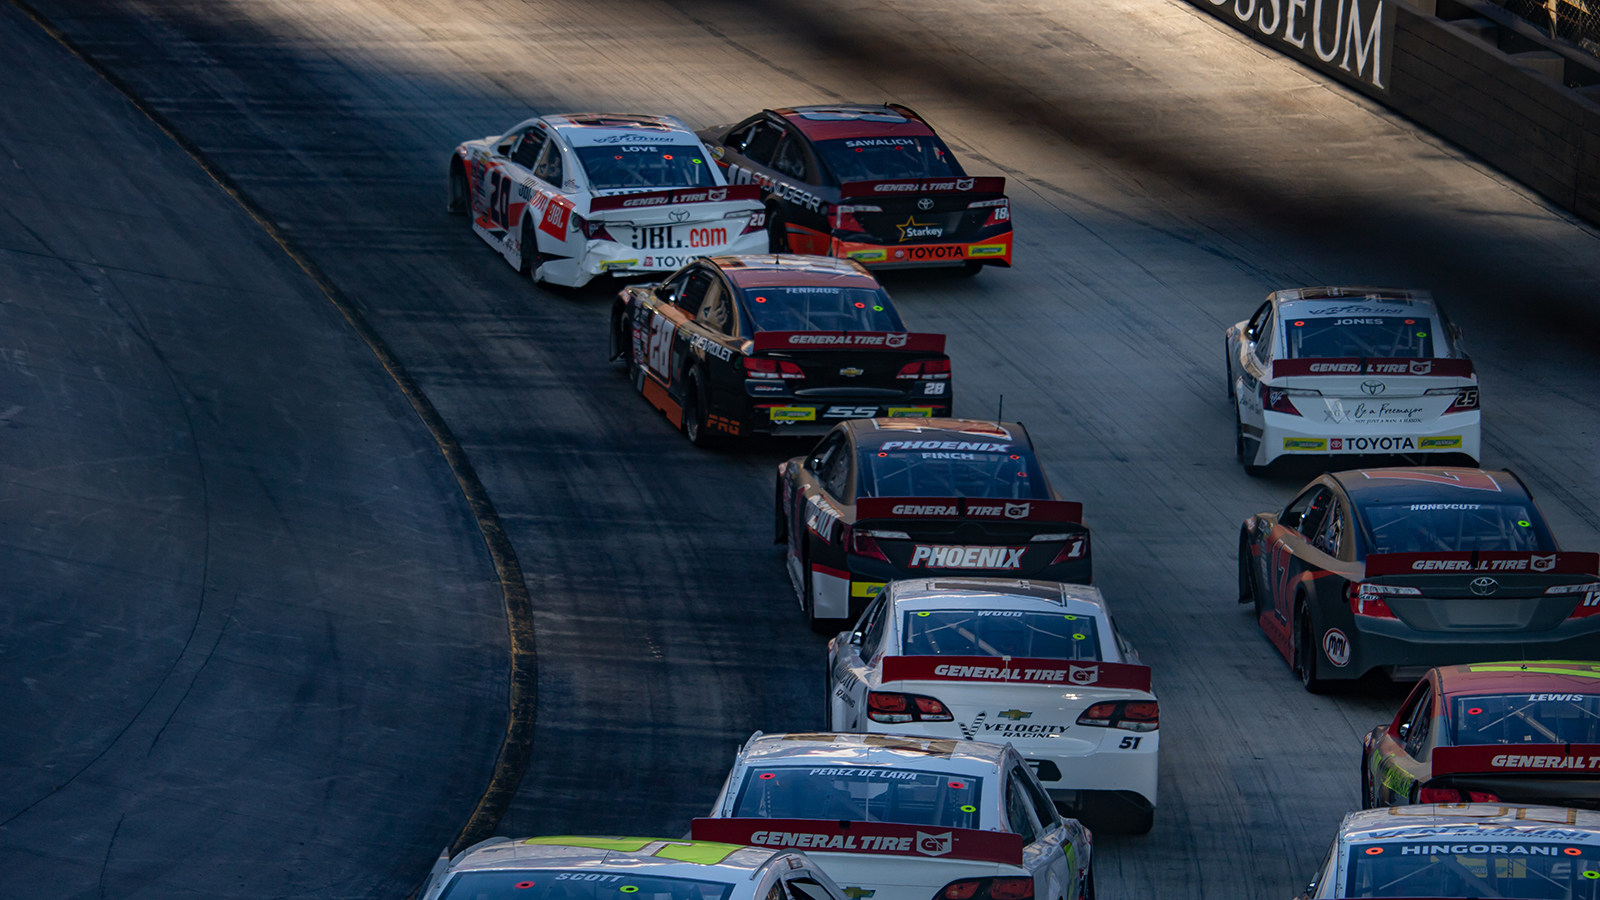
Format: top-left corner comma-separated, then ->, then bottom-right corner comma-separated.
689,817 -> 1024,866
1364,552 -> 1600,577
882,656 -> 1151,691
857,497 -> 1082,524
1432,745 -> 1600,776
589,184 -> 760,212
839,176 -> 1006,200
751,332 -> 946,353
1271,358 -> 1474,378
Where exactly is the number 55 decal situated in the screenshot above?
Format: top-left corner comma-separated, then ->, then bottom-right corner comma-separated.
1119,736 -> 1143,749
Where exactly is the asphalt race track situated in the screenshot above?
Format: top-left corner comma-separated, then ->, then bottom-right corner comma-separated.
2,0 -> 1599,898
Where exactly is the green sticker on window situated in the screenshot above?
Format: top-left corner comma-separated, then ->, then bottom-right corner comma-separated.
1073,633 -> 1087,641
1417,332 -> 1428,337
1519,520 -> 1531,527
622,887 -> 640,893
960,805 -> 976,812
1584,871 -> 1599,880
1063,615 -> 1076,620
917,611 -> 931,617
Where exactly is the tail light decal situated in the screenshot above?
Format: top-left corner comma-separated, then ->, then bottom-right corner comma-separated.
1430,744 -> 1600,776
1364,552 -> 1600,577
689,818 -> 1024,865
1271,358 -> 1475,378
881,656 -> 1151,691
1418,786 -> 1500,803
1075,699 -> 1159,732
750,332 -> 947,353
937,878 -> 1033,900
867,690 -> 953,723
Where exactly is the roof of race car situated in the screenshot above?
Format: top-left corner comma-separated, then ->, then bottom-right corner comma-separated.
889,578 -> 1108,614
449,835 -> 779,874
1273,287 -> 1437,319
772,105 -> 938,141
1272,286 -> 1432,304
846,419 -> 1025,451
1329,468 -> 1531,507
709,254 -> 881,290
737,732 -> 1008,775
1433,661 -> 1600,697
541,113 -> 698,147
1339,804 -> 1600,844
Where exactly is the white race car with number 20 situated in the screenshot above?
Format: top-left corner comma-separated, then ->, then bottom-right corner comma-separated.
448,113 -> 767,288
826,578 -> 1158,835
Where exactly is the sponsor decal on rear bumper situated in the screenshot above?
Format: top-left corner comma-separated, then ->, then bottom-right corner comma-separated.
1285,435 -> 1463,452
768,407 -> 817,422
886,406 -> 936,417
851,581 -> 886,599
909,545 -> 1026,569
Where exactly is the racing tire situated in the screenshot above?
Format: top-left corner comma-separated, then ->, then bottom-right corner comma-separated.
1360,752 -> 1375,809
774,479 -> 789,545
956,261 -> 983,277
519,216 -> 544,279
1225,341 -> 1235,400
682,373 -> 717,448
1237,529 -> 1255,605
766,208 -> 788,254
608,304 -> 628,364
1296,601 -> 1330,694
448,162 -> 468,215
1079,867 -> 1096,900
1236,413 -> 1265,477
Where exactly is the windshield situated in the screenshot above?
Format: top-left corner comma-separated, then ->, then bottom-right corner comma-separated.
901,610 -> 1101,660
1283,315 -> 1436,359
743,286 -> 903,332
439,871 -> 735,900
1359,503 -> 1553,554
573,144 -> 715,190
857,447 -> 1049,500
1343,840 -> 1600,898
813,137 -> 959,182
1451,693 -> 1600,745
731,765 -> 982,829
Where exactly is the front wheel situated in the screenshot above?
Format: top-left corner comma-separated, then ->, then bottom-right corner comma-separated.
774,479 -> 789,545
1360,752 -> 1376,809
519,216 -> 543,278
1236,413 -> 1265,476
1079,867 -> 1096,900
682,374 -> 718,448
448,163 -> 468,215
766,209 -> 788,254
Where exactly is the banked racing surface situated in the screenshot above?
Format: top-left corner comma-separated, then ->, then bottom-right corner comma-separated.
7,0 -> 1600,898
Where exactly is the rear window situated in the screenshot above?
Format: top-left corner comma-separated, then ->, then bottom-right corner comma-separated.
901,610 -> 1101,661
439,871 -> 735,900
1343,840 -> 1600,898
857,447 -> 1048,500
813,137 -> 959,182
1358,503 -> 1553,554
574,144 -> 715,190
731,765 -> 982,829
1451,693 -> 1600,745
1283,315 -> 1435,359
742,286 -> 903,333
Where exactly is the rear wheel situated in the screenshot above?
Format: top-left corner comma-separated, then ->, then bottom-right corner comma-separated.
773,479 -> 789,545
682,373 -> 715,448
1297,602 -> 1329,693
956,261 -> 983,277
1225,341 -> 1235,400
1237,530 -> 1255,606
766,208 -> 788,254
1360,752 -> 1375,809
448,162 -> 468,215
1079,867 -> 1095,900
519,216 -> 544,278
1236,413 -> 1265,476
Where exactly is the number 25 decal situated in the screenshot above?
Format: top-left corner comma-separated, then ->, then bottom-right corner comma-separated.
1119,736 -> 1142,749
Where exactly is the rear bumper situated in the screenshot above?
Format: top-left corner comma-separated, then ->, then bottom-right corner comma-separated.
820,555 -> 1092,621
832,231 -> 1013,269
555,231 -> 769,285
1423,774 -> 1600,809
1323,616 -> 1600,681
1259,410 -> 1481,465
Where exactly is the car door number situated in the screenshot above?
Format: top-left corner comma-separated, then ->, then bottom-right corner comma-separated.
485,167 -> 513,229
647,314 -> 677,380
1118,736 -> 1142,749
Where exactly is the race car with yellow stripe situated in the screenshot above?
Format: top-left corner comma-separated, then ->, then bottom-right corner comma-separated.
610,255 -> 952,445
777,419 -> 1091,631
697,105 -> 1012,275
1361,661 -> 1600,809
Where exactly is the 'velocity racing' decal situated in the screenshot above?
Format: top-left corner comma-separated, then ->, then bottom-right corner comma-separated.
690,818 -> 1024,865
1364,551 -> 1600,576
881,656 -> 1152,691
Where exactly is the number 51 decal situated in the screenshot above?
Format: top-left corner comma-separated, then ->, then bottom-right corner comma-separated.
1119,736 -> 1143,749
